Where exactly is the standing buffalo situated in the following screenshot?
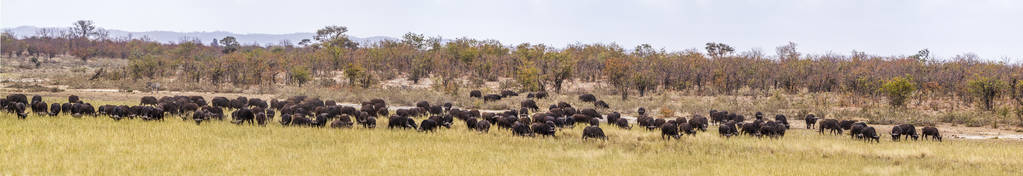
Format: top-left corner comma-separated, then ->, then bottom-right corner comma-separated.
819,119 -> 842,135
470,90 -> 482,98
804,114 -> 818,129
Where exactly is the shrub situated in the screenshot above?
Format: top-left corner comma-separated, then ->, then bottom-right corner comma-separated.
967,75 -> 1007,111
879,76 -> 916,108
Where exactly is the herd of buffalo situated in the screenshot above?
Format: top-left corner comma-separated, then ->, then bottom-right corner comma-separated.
2,92 -> 942,142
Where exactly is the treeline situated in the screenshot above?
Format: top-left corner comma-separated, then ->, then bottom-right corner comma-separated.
3,21 -> 1022,109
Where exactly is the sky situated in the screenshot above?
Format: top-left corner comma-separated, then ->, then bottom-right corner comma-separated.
2,0 -> 1021,59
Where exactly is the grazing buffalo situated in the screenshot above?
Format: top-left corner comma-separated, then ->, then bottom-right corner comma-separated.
804,114 -> 818,129
483,94 -> 502,102
291,116 -> 314,126
49,103 -> 61,116
500,90 -> 519,98
690,115 -> 709,131
719,122 -> 738,138
418,119 -> 438,132
280,114 -> 293,125
839,120 -> 857,130
582,125 -> 607,141
606,112 -> 621,125
679,122 -> 696,135
860,126 -> 879,143
512,122 -> 534,137
891,124 -> 918,141
476,120 -> 491,133
331,116 -> 354,128
521,100 -> 539,111
388,115 -> 417,129
579,94 -> 597,102
31,101 -> 47,115
532,121 -> 557,137
850,122 -> 867,139
231,108 -> 255,125
470,90 -> 482,98
741,121 -> 761,136
192,109 -> 207,125
528,92 -> 548,99
775,114 -> 789,129
255,112 -> 267,126
921,127 -> 942,142
68,95 -> 80,103
661,123 -> 680,140
141,96 -> 159,106
614,118 -> 630,129
594,100 -> 609,109
819,119 -> 842,135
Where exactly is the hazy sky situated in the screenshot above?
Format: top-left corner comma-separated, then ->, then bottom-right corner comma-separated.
2,0 -> 1021,59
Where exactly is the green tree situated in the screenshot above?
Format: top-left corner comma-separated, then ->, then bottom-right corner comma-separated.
290,67 -> 311,87
314,25 -> 358,49
219,36 -> 240,54
704,42 -> 734,58
515,60 -> 542,91
344,63 -> 365,86
967,76 -> 1007,111
880,76 -> 916,108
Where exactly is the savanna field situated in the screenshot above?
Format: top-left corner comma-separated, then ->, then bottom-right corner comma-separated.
3,98 -> 1023,175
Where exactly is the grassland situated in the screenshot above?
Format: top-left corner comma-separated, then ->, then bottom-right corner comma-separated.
3,109 -> 1023,175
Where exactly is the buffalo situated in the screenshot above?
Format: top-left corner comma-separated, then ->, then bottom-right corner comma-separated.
860,126 -> 880,143
582,125 -> 607,141
661,122 -> 680,140
141,96 -> 159,106
891,124 -> 919,141
718,122 -> 738,138
475,120 -> 491,133
579,94 -> 596,102
819,119 -> 842,135
483,94 -> 502,102
921,127 -> 942,142
470,90 -> 482,98
804,114 -> 818,129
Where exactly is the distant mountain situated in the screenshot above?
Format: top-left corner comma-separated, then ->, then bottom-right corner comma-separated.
2,26 -> 397,46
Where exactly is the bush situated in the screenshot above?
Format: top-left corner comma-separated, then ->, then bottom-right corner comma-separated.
879,76 -> 916,108
967,76 -> 1007,111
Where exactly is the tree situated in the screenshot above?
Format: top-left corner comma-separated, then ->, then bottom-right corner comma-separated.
604,57 -> 632,100
344,63 -> 365,86
401,32 -> 427,50
880,76 -> 916,108
1009,79 -> 1023,126
911,49 -> 931,61
967,76 -> 1006,111
71,20 -> 98,39
776,42 -> 799,60
290,66 -> 311,87
704,42 -> 734,58
219,36 -> 240,53
314,25 -> 358,49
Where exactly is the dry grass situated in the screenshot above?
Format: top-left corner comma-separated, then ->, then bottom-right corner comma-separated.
2,103 -> 1023,175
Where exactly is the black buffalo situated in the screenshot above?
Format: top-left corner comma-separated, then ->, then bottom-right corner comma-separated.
579,94 -> 597,102
582,125 -> 607,141
921,127 -> 942,142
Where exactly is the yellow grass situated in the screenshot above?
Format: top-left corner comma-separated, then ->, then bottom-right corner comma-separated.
2,110 -> 1022,175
